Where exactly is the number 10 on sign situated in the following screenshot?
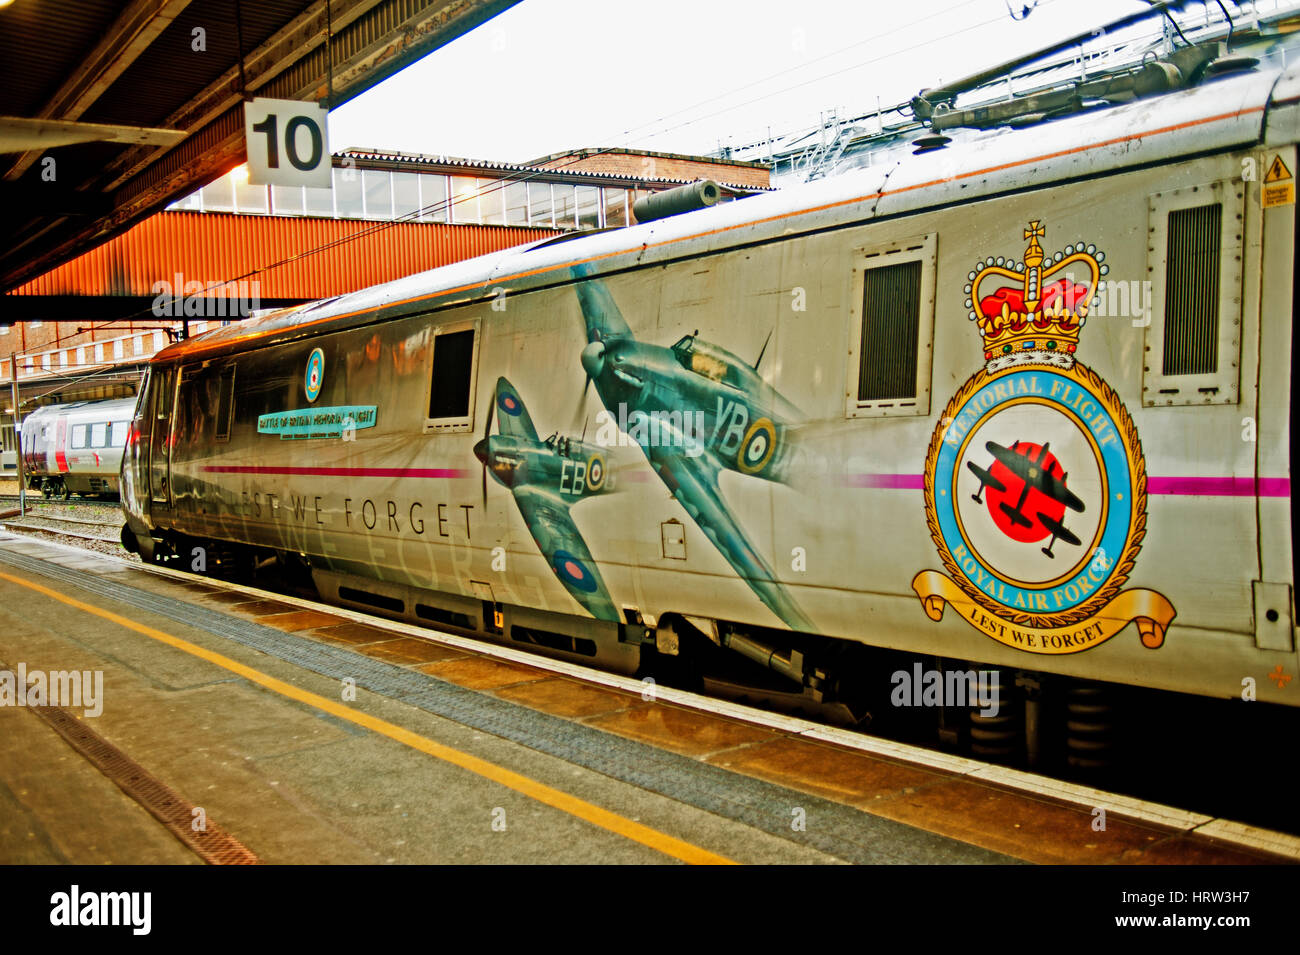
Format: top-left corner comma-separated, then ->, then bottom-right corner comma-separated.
243,98 -> 331,187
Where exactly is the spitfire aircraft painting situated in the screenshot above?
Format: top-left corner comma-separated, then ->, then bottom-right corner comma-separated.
571,269 -> 815,633
474,376 -> 619,622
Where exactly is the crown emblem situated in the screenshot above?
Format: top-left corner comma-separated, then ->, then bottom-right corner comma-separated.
965,220 -> 1107,372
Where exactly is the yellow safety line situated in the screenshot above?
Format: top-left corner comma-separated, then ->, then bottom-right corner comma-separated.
0,569 -> 736,865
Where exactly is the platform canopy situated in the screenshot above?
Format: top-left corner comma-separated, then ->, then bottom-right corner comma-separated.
0,0 -> 519,293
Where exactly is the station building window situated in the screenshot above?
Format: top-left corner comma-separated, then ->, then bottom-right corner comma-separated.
201,178 -> 235,213
363,170 -> 392,219
845,233 -> 936,419
393,172 -> 421,219
170,162 -> 644,231
271,185 -> 305,215
528,182 -> 553,227
504,182 -> 529,226
234,181 -> 269,214
449,176 -> 480,224
577,186 -> 601,229
552,184 -> 576,230
304,183 -> 334,217
424,319 -> 480,434
604,189 -> 627,227
479,180 -> 505,226
334,167 -> 364,217
170,191 -> 202,212
420,173 -> 449,222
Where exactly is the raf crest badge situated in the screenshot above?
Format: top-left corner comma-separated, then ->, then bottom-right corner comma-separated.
913,221 -> 1176,654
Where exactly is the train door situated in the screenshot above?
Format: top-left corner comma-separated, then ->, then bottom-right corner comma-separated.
54,415 -> 69,474
149,366 -> 176,510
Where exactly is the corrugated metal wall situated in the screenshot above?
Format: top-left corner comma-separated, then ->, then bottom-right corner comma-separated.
11,212 -> 559,299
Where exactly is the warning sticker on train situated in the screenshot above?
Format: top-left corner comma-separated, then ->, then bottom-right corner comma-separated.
1262,153 -> 1295,208
913,220 -> 1176,654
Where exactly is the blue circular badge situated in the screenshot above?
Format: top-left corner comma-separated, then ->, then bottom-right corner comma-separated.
304,348 -> 324,402
498,391 -> 522,416
552,549 -> 598,593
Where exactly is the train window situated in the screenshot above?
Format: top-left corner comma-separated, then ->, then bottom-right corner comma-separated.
91,423 -> 107,448
213,365 -> 237,442
424,320 -> 480,434
110,421 -> 128,448
71,424 -> 87,449
845,233 -> 936,418
1143,180 -> 1244,407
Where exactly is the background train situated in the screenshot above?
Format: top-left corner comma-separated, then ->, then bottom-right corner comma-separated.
20,398 -> 135,498
117,18 -> 1299,769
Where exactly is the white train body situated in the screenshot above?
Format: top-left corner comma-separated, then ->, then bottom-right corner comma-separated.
22,398 -> 136,497
122,61 -> 1299,705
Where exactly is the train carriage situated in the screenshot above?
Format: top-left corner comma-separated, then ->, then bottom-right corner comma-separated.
120,32 -> 1300,743
21,398 -> 136,498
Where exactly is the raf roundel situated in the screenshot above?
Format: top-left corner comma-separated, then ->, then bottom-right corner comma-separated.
304,347 -> 325,403
552,549 -> 599,593
585,453 -> 606,491
498,391 -> 523,416
738,417 -> 777,475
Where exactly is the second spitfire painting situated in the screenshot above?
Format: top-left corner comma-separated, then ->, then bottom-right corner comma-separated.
475,265 -> 813,632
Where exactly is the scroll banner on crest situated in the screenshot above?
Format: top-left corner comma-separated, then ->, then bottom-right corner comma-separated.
911,570 -> 1176,654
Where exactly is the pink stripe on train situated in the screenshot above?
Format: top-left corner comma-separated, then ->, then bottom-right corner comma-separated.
201,465 -> 471,479
840,474 -> 1290,496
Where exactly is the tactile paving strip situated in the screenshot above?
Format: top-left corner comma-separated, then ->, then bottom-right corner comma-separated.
1,662 -> 259,865
0,547 -> 1011,864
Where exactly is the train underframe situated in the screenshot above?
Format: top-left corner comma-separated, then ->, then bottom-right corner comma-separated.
28,474 -> 119,500
125,522 -> 1251,787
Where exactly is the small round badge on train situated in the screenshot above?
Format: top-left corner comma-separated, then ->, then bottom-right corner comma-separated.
304,347 -> 325,402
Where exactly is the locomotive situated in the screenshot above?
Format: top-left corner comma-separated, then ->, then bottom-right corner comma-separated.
119,14 -> 1300,761
21,398 -> 136,499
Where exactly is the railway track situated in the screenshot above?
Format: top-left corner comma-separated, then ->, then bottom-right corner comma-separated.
0,500 -> 124,546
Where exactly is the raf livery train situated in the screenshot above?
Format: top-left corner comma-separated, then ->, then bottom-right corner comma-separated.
118,27 -> 1300,754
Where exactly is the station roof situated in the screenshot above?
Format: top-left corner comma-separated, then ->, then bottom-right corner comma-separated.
9,210 -> 558,304
0,0 -> 520,293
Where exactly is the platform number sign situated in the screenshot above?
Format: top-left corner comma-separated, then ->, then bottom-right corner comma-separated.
243,98 -> 330,187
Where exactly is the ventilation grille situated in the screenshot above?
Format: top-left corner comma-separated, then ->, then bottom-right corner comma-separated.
1161,202 -> 1222,376
858,260 -> 921,402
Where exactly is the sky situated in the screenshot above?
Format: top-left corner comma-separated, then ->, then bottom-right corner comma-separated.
324,0 -> 1245,164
